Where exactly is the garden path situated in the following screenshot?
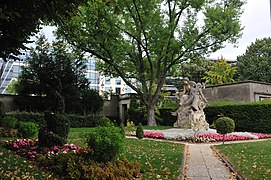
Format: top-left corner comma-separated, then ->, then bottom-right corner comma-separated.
183,143 -> 236,180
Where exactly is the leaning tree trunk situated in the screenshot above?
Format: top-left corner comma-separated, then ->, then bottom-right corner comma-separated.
147,105 -> 157,126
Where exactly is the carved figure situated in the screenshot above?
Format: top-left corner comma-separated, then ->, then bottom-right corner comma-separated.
172,78 -> 209,131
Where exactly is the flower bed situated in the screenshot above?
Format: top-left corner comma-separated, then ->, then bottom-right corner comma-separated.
4,139 -> 82,159
140,130 -> 271,142
197,132 -> 271,142
144,131 -> 164,139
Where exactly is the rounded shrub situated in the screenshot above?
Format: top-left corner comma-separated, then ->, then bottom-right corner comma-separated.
136,123 -> 144,139
97,116 -> 114,127
86,126 -> 124,163
214,117 -> 235,134
17,121 -> 39,139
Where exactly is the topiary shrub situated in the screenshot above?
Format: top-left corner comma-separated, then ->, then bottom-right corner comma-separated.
45,113 -> 70,139
86,126 -> 124,163
38,112 -> 70,148
136,123 -> 144,139
214,117 -> 235,144
17,121 -> 39,139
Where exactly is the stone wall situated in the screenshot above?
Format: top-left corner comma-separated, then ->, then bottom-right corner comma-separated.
203,81 -> 271,103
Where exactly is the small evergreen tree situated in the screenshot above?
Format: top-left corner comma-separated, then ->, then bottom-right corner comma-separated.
136,123 -> 144,139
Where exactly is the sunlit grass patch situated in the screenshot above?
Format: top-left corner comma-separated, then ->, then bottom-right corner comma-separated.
124,138 -> 184,179
215,140 -> 271,180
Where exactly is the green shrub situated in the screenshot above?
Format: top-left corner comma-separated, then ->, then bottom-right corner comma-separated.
214,117 -> 235,134
17,121 -> 39,139
38,128 -> 66,148
1,116 -> 17,128
6,111 -> 45,127
66,114 -> 102,128
36,152 -> 140,180
97,116 -> 114,127
205,103 -> 271,133
38,112 -> 70,148
119,123 -> 125,136
86,126 -> 124,163
45,113 -> 70,139
127,108 -> 147,125
158,108 -> 177,126
136,123 -> 144,139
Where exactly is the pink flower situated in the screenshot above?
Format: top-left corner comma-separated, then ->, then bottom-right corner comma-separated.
144,131 -> 165,139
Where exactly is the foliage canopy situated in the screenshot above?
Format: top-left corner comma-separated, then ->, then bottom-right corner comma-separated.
236,37 -> 271,83
57,0 -> 244,125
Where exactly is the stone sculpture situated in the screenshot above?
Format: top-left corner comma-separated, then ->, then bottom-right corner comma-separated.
172,77 -> 209,131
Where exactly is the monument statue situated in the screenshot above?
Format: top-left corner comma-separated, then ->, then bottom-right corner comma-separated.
172,77 -> 209,131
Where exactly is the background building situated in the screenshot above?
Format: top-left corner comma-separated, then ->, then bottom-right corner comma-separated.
0,53 -> 136,95
0,51 -> 28,94
84,57 -> 136,96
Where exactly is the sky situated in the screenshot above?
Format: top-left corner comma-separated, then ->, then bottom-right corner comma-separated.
39,0 -> 271,61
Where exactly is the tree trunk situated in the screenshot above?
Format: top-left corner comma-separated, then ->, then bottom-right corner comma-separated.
147,106 -> 157,126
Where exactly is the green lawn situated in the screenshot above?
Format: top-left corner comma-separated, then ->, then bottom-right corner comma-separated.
124,138 -> 183,179
68,127 -> 184,179
215,140 -> 271,180
0,126 -> 183,179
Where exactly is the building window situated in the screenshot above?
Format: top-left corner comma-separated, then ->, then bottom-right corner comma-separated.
90,86 -> 99,90
89,72 -> 99,84
105,77 -> 111,85
115,87 -> 121,95
88,59 -> 96,70
115,77 -> 121,85
105,87 -> 111,92
126,87 -> 132,93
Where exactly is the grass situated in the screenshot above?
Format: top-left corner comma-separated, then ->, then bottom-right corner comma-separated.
68,127 -> 184,179
0,126 -> 183,179
215,140 -> 271,180
124,138 -> 184,179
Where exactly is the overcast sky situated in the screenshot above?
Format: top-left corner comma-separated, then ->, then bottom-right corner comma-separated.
40,0 -> 271,61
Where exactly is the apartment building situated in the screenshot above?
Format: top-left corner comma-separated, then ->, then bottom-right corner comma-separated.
0,53 -> 136,95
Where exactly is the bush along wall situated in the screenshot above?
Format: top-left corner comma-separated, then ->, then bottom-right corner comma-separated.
205,103 -> 271,133
5,111 -> 104,128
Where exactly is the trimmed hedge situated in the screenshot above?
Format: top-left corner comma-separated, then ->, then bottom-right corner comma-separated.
5,111 -> 104,128
6,111 -> 45,127
67,114 -> 103,128
205,103 -> 271,133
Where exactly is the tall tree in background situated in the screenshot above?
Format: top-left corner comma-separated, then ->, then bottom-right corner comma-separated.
57,0 -> 244,125
203,57 -> 237,85
172,57 -> 215,84
17,35 -> 90,113
236,37 -> 271,83
0,0 -> 87,60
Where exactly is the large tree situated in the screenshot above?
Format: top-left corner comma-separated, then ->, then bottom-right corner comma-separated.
236,37 -> 271,83
0,0 -> 87,60
203,57 -> 237,85
57,0 -> 244,125
17,35 -> 91,113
